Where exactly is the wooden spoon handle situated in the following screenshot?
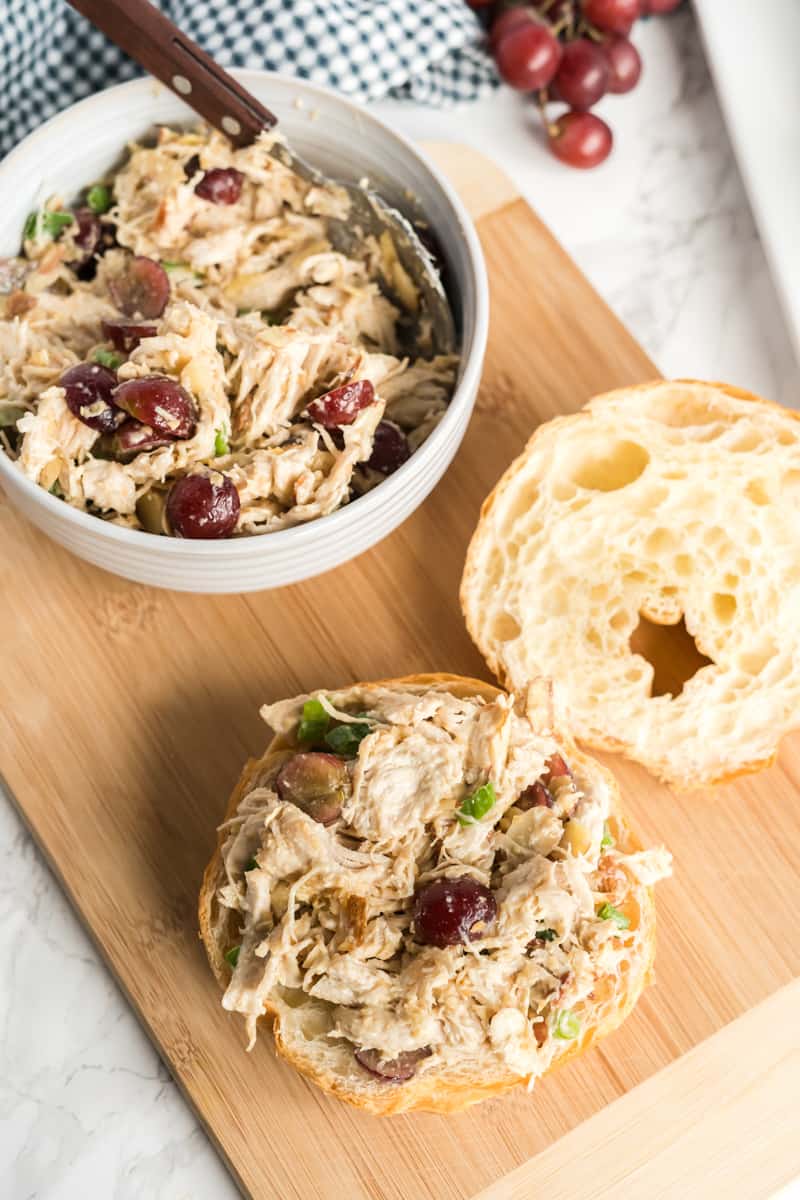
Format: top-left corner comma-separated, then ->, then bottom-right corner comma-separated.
66,0 -> 277,145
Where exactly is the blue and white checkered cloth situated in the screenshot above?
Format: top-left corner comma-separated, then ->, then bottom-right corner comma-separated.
0,0 -> 499,159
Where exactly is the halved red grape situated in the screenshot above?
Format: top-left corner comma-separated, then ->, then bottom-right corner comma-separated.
414,876 -> 497,948
166,470 -> 240,539
111,419 -> 172,459
60,363 -> 123,434
552,38 -> 609,109
490,5 -> 537,48
495,19 -> 562,90
367,420 -> 411,475
68,207 -> 102,267
602,35 -> 642,92
581,0 -> 639,33
195,168 -> 244,205
276,752 -> 348,825
113,376 -> 197,439
109,256 -> 170,319
549,111 -> 613,168
546,753 -> 571,779
102,319 -> 158,354
307,380 -> 376,429
517,780 -> 554,810
354,1046 -> 431,1083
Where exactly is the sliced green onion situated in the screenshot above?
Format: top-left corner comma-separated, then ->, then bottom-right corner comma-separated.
597,902 -> 630,931
324,720 -> 371,758
161,260 -> 188,271
457,781 -> 496,826
225,945 -> 241,968
554,1010 -> 580,1040
48,479 -> 64,498
86,184 -> 112,214
93,348 -> 123,370
600,821 -> 614,850
24,210 -> 74,242
244,858 -> 258,872
213,425 -> 230,457
296,698 -> 330,744
535,927 -> 557,942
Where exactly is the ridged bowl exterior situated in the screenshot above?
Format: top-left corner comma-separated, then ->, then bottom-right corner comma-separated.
0,73 -> 488,593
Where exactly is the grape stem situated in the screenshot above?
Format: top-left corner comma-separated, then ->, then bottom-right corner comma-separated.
536,91 -> 558,138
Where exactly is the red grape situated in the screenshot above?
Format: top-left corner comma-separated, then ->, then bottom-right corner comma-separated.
494,19 -> 562,91
354,1047 -> 431,1082
549,111 -> 613,168
60,363 -> 123,434
552,38 -> 609,109
68,207 -> 102,267
113,376 -> 197,440
602,36 -> 642,93
307,379 -> 376,428
112,419 -> 172,458
414,877 -> 497,947
109,256 -> 170,319
194,168 -> 244,205
517,780 -> 554,810
102,319 -> 158,354
276,752 -> 348,825
581,0 -> 639,34
166,470 -> 240,539
546,753 -> 571,779
367,420 -> 411,475
490,5 -> 537,48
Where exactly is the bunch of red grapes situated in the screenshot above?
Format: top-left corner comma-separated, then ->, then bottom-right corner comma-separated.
471,0 -> 683,168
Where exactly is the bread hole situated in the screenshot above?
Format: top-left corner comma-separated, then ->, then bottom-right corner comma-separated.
712,592 -> 737,625
703,526 -> 726,550
491,610 -> 521,643
739,638 -> 777,676
745,479 -> 770,505
783,469 -> 800,492
571,441 -> 649,492
723,573 -> 738,590
610,609 -> 631,632
646,393 -> 722,426
500,483 -> 539,530
728,430 -> 763,453
552,479 -> 577,502
674,554 -> 693,577
645,528 -> 676,556
629,613 -> 714,698
640,485 -> 669,508
777,430 -> 796,446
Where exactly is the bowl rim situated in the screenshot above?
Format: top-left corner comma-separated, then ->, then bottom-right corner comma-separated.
0,70 -> 488,556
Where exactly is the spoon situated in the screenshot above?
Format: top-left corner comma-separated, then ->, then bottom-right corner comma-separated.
65,0 -> 456,355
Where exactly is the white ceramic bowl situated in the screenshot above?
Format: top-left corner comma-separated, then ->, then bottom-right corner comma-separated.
0,72 -> 487,593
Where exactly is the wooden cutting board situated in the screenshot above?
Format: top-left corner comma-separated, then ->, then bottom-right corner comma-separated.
2,144 -> 799,1200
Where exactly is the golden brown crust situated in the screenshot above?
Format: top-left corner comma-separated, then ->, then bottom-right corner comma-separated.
461,379 -> 800,790
198,674 -> 658,1115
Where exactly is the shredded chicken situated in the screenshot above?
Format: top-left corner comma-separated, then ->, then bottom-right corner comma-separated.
1,126 -> 458,533
216,682 -> 671,1083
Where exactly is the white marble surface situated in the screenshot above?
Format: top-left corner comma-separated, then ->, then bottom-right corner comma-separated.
2,9 -> 799,1198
